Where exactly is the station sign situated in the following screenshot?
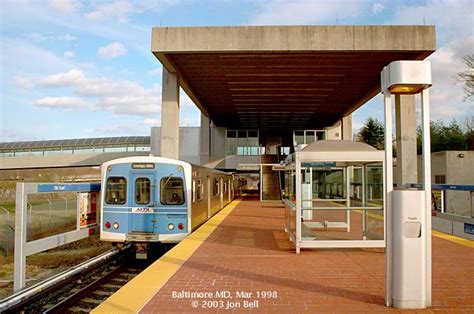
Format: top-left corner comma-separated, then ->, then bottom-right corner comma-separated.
37,183 -> 100,193
464,223 -> 474,235
301,162 -> 336,169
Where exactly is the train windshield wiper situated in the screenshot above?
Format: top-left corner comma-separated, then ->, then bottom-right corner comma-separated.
162,174 -> 174,187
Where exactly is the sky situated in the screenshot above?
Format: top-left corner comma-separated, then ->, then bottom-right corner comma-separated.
0,0 -> 473,142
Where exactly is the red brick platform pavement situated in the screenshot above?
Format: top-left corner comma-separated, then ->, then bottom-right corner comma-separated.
141,196 -> 473,313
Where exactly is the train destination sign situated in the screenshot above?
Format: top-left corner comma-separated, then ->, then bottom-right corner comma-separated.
132,163 -> 155,169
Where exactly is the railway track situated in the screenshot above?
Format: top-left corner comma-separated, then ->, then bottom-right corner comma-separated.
0,244 -> 155,313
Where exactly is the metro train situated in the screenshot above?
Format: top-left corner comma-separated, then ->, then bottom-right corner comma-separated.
100,156 -> 241,258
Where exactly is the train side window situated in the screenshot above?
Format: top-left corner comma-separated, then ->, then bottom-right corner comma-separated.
135,178 -> 150,205
213,178 -> 219,196
160,177 -> 185,205
196,179 -> 204,201
105,177 -> 127,205
192,179 -> 196,203
223,181 -> 227,193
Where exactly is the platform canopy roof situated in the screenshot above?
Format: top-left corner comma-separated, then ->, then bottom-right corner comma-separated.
152,26 -> 435,130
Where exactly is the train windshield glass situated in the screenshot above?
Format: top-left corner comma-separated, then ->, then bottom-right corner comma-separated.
105,177 -> 127,204
160,177 -> 185,205
135,178 -> 151,205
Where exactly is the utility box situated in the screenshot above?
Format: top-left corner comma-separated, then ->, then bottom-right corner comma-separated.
392,190 -> 427,308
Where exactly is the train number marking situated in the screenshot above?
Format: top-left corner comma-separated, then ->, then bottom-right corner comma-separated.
132,207 -> 154,213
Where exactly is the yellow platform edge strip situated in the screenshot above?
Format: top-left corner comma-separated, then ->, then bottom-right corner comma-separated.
92,198 -> 242,314
432,230 -> 474,248
354,209 -> 473,248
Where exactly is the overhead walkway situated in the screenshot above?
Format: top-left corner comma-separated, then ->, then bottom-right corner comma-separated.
0,136 -> 151,169
94,196 -> 474,313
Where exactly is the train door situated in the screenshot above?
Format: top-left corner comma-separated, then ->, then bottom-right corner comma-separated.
131,173 -> 155,233
207,176 -> 211,218
220,177 -> 224,208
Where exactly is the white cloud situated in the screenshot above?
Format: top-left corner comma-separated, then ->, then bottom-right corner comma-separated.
90,124 -> 138,134
74,78 -> 143,97
33,96 -> 85,108
144,118 -> 160,126
25,33 -> 77,42
249,0 -> 366,25
95,95 -> 161,115
63,50 -> 75,58
11,76 -> 33,89
39,69 -> 84,87
180,90 -> 196,108
389,1 -> 474,121
98,42 -> 127,59
36,69 -> 162,116
372,3 -> 384,14
61,34 -> 77,41
1,37 -> 73,76
85,1 -> 134,23
0,128 -> 40,142
78,62 -> 96,69
49,0 -> 81,14
180,116 -> 200,127
147,67 -> 162,76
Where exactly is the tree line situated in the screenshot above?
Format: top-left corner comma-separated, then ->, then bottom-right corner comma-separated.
356,116 -> 474,152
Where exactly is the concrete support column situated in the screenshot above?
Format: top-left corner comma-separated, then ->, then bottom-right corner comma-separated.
395,94 -> 417,189
160,67 -> 180,159
342,115 -> 353,140
200,113 -> 210,166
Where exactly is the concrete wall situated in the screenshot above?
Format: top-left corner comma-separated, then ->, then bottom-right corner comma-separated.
417,151 -> 474,217
326,121 -> 342,140
150,127 -> 200,164
432,212 -> 474,241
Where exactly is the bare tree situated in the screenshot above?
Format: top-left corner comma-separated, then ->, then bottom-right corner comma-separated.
456,54 -> 474,100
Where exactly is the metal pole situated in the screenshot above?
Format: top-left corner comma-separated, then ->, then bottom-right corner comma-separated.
362,166 -> 367,237
14,183 -> 27,292
346,167 -> 351,232
421,88 -> 432,306
27,202 -> 32,226
296,158 -> 302,254
47,199 -> 52,227
1,207 -> 10,256
382,67 -> 394,307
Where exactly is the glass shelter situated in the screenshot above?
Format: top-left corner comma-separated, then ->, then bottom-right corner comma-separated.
283,140 -> 385,253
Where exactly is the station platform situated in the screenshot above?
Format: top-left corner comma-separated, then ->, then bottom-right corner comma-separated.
94,196 -> 474,313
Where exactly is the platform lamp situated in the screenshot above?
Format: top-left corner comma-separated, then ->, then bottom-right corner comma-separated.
381,61 -> 432,309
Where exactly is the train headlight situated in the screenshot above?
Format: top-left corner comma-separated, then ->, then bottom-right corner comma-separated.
105,221 -> 111,229
113,222 -> 120,229
168,223 -> 175,230
178,223 -> 185,231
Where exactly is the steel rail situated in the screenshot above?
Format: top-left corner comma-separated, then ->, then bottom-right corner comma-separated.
44,264 -> 127,313
0,246 -> 128,312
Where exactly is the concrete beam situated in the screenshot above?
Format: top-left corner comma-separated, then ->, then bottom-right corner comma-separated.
160,67 -> 180,159
152,26 -> 436,53
200,113 -> 210,166
395,94 -> 417,189
152,53 -> 209,117
342,115 -> 353,141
